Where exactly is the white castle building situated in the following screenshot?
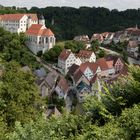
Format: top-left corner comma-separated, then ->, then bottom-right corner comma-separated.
0,13 -> 38,33
0,14 -> 56,55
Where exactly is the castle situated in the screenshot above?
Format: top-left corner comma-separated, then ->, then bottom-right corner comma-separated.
0,13 -> 55,55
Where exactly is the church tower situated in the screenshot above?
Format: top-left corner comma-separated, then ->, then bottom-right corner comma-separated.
39,15 -> 45,26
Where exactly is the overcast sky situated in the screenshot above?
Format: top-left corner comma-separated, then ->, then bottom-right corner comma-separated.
1,0 -> 140,11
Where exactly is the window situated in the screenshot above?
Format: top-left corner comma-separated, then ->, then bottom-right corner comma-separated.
46,37 -> 48,43
50,37 -> 53,42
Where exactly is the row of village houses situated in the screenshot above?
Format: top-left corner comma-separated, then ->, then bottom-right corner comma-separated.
74,26 -> 140,59
29,49 -> 126,105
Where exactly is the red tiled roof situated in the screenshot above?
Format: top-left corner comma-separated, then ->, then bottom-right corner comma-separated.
90,74 -> 97,84
57,77 -> 69,94
26,24 -> 54,36
58,49 -> 71,61
79,62 -> 98,73
106,60 -> 114,69
26,14 -> 38,21
73,70 -> 84,83
0,13 -> 38,21
67,64 -> 79,76
0,14 -> 24,21
105,55 -> 122,66
76,50 -> 94,59
97,58 -> 109,70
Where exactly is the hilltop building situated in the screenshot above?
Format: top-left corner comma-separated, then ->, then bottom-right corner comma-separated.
0,14 -> 56,55
0,13 -> 38,33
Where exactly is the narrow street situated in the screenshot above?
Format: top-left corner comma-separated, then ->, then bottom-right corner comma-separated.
35,56 -> 65,78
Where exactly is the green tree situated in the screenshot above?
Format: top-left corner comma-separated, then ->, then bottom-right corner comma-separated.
0,61 -> 42,128
91,40 -> 100,52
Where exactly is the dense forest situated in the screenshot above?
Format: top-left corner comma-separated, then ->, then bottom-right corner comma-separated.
1,6 -> 140,40
28,6 -> 140,40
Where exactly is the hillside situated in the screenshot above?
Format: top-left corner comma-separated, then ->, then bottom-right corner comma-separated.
29,7 -> 140,40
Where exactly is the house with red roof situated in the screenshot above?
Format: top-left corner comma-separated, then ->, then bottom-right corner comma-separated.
58,49 -> 81,74
76,50 -> 96,63
96,58 -> 110,77
105,55 -> 124,74
91,33 -> 104,43
26,23 -> 55,54
0,13 -> 38,33
78,62 -> 101,80
55,77 -> 69,99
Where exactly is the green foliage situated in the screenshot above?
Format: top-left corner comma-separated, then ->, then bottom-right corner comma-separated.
0,6 -> 27,14
0,28 -> 40,69
29,7 -> 140,40
6,104 -> 140,140
97,49 -> 106,58
91,40 -> 100,52
83,96 -> 112,126
0,61 -> 42,128
43,41 -> 85,62
7,114 -> 86,140
43,44 -> 64,62
64,40 -> 85,53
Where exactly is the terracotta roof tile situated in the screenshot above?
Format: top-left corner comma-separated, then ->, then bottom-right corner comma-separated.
79,62 -> 98,73
57,77 -> 69,94
76,50 -> 94,59
97,58 -> 108,70
0,13 -> 38,21
73,70 -> 84,83
26,14 -> 38,21
58,49 -> 71,61
67,64 -> 79,76
106,60 -> 114,69
105,55 -> 122,66
90,74 -> 97,84
26,24 -> 54,36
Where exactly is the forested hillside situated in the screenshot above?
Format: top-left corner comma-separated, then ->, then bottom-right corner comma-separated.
1,6 -> 140,41
29,7 -> 140,40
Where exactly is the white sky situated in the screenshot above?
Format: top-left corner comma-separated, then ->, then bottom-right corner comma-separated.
0,0 -> 140,11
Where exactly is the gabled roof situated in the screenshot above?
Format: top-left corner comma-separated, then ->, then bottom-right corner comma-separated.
26,24 -> 54,36
76,50 -> 94,59
105,55 -> 123,66
58,49 -> 72,61
67,64 -> 79,76
0,13 -> 38,21
79,62 -> 99,73
26,14 -> 38,21
45,71 -> 59,87
97,58 -> 108,70
73,70 -> 84,83
90,74 -> 98,84
34,67 -> 47,78
57,77 -> 69,94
